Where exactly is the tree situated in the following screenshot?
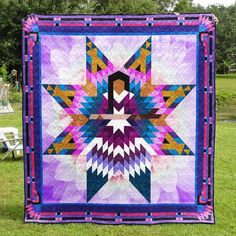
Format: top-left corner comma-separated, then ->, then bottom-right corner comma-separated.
207,4 -> 236,73
93,0 -> 176,14
174,0 -> 194,12
0,0 -> 94,74
174,1 -> 236,73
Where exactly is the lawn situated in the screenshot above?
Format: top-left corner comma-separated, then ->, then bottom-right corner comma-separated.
216,73 -> 236,93
0,75 -> 235,235
216,73 -> 236,121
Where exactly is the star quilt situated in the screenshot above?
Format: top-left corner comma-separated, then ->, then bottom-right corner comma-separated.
23,14 -> 216,224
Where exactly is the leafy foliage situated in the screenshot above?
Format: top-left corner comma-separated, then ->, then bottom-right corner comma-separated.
0,0 -> 94,73
0,62 -> 8,82
93,0 -> 175,14
216,92 -> 236,111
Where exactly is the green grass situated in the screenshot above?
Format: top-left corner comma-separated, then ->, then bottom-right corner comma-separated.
217,102 -> 236,121
0,75 -> 236,235
216,73 -> 236,121
0,104 -> 22,129
216,73 -> 236,79
216,74 -> 236,94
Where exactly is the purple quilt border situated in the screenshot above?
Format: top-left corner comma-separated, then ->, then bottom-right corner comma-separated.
22,13 -> 216,224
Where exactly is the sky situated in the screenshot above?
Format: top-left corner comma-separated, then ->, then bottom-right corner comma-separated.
193,0 -> 235,7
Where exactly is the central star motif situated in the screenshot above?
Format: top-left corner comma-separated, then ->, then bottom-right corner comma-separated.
43,37 -> 195,202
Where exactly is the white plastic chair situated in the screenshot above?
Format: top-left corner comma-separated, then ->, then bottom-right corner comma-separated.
0,127 -> 23,160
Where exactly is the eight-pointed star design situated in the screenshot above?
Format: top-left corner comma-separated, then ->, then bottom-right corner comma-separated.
43,37 -> 195,202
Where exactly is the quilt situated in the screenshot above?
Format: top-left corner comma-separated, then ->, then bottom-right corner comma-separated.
23,14 -> 216,224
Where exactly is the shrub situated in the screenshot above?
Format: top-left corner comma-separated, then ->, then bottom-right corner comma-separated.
9,91 -> 22,103
0,62 -> 8,82
216,92 -> 236,110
